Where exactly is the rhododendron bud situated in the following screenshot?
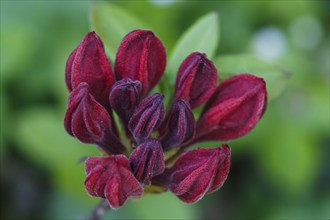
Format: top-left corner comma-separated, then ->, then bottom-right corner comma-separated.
174,52 -> 218,109
195,74 -> 267,143
115,30 -> 166,97
109,79 -> 142,132
168,145 -> 231,203
129,140 -> 165,185
160,100 -> 195,150
65,31 -> 115,108
64,82 -> 125,154
84,156 -> 143,209
129,93 -> 165,143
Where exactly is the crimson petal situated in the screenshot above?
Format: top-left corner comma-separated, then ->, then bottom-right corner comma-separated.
168,145 -> 231,203
195,74 -> 267,143
64,82 -> 125,154
115,30 -> 166,97
129,139 -> 165,185
85,156 -> 143,209
65,31 -> 115,108
174,52 -> 218,109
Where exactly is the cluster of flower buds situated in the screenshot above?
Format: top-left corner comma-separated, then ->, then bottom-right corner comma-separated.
64,30 -> 267,209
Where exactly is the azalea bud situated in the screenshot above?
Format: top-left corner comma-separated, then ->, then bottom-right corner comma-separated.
84,155 -> 143,209
128,93 -> 165,143
115,30 -> 166,97
160,100 -> 195,151
174,52 -> 218,109
195,74 -> 267,143
168,145 -> 231,203
109,79 -> 142,133
64,82 -> 125,155
129,139 -> 165,185
65,31 -> 115,108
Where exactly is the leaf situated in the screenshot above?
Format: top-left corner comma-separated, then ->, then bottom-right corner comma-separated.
215,54 -> 291,101
167,12 -> 220,84
90,2 -> 149,60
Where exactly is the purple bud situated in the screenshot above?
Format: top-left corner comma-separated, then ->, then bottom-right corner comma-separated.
115,30 -> 166,97
65,32 -> 115,108
128,93 -> 165,143
195,74 -> 267,143
64,82 -> 125,155
174,52 -> 218,109
168,145 -> 231,203
109,79 -> 142,133
160,100 -> 195,151
129,139 -> 165,185
84,155 -> 143,209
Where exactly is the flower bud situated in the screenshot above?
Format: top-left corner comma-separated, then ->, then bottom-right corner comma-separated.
84,155 -> 143,209
160,100 -> 195,151
64,82 -> 125,154
65,31 -> 115,108
129,140 -> 165,185
115,30 -> 166,97
168,145 -> 231,203
174,52 -> 218,109
128,93 -> 165,143
109,79 -> 142,133
195,74 -> 267,143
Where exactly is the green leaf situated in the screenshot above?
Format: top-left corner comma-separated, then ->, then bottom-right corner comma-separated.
215,54 -> 291,101
167,12 -> 220,84
90,2 -> 149,60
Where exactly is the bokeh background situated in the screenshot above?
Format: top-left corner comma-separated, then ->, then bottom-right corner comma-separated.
1,0 -> 329,219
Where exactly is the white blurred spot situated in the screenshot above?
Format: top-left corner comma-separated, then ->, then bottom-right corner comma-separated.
289,15 -> 323,51
252,27 -> 287,61
150,0 -> 177,7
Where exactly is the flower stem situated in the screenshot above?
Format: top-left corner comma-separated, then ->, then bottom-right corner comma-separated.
88,199 -> 110,220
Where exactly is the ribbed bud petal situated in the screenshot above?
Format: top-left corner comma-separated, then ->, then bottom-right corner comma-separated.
84,156 -> 143,209
129,140 -> 165,185
174,52 -> 218,109
128,93 -> 165,143
160,100 -> 195,151
115,30 -> 166,97
65,31 -> 115,108
169,145 -> 231,203
195,74 -> 267,143
109,79 -> 142,133
64,82 -> 125,154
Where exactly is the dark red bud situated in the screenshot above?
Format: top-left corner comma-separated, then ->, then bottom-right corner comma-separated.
129,139 -> 165,185
109,79 -> 142,133
65,31 -> 115,108
115,30 -> 166,97
195,74 -> 267,143
65,47 -> 77,91
160,100 -> 196,151
168,145 -> 231,203
84,155 -> 143,209
128,93 -> 165,143
64,82 -> 125,155
174,52 -> 218,109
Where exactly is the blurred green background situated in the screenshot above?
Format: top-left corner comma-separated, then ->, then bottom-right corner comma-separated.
1,0 -> 329,219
